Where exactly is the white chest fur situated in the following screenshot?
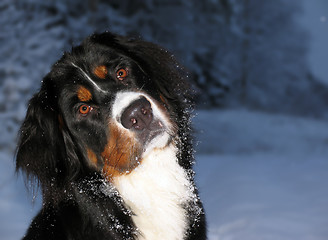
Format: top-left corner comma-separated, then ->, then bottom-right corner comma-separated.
113,144 -> 192,240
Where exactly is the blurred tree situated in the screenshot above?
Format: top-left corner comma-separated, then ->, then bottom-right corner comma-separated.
1,0 -> 328,153
226,0 -> 325,115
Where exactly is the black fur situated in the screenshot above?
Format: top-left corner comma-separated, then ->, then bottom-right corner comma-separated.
16,32 -> 206,240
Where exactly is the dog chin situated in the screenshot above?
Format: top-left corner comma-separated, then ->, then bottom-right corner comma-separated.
142,130 -> 172,157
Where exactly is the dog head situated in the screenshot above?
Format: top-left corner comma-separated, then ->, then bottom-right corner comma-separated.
16,32 -> 193,198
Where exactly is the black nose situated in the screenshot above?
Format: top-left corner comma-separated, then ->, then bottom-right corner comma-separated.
121,97 -> 153,130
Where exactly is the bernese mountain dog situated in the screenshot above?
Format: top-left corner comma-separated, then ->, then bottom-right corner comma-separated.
16,32 -> 206,240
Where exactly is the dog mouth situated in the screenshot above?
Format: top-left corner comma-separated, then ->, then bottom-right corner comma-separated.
120,96 -> 169,150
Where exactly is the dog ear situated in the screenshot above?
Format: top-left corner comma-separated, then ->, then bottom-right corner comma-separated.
127,36 -> 194,108
16,84 -> 81,194
16,88 -> 62,189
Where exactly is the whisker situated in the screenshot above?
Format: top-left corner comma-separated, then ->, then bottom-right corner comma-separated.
71,62 -> 107,93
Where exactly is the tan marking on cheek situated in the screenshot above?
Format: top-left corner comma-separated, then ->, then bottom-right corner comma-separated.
101,122 -> 142,180
58,115 -> 64,130
77,86 -> 92,102
94,65 -> 108,79
87,148 -> 98,166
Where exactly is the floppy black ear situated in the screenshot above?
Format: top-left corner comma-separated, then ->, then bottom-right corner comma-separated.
16,88 -> 62,188
131,40 -> 194,104
16,86 -> 80,195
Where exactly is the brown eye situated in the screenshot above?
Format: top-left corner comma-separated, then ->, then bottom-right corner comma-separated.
79,105 -> 92,115
116,68 -> 128,80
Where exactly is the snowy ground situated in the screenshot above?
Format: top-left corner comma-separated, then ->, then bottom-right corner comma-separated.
1,109 -> 328,239
194,109 -> 328,240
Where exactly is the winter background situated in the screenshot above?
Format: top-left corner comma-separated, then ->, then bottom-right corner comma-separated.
1,0 -> 328,239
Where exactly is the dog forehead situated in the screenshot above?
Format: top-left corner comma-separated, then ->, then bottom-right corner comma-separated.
72,41 -> 123,64
70,62 -> 107,93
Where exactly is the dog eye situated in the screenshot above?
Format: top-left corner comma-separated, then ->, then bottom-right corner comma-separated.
79,104 -> 92,115
116,68 -> 128,81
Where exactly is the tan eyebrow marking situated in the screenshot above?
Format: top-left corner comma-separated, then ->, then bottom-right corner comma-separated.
77,86 -> 92,102
94,65 -> 108,79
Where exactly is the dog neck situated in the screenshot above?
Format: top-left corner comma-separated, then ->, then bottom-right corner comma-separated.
112,143 -> 192,240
